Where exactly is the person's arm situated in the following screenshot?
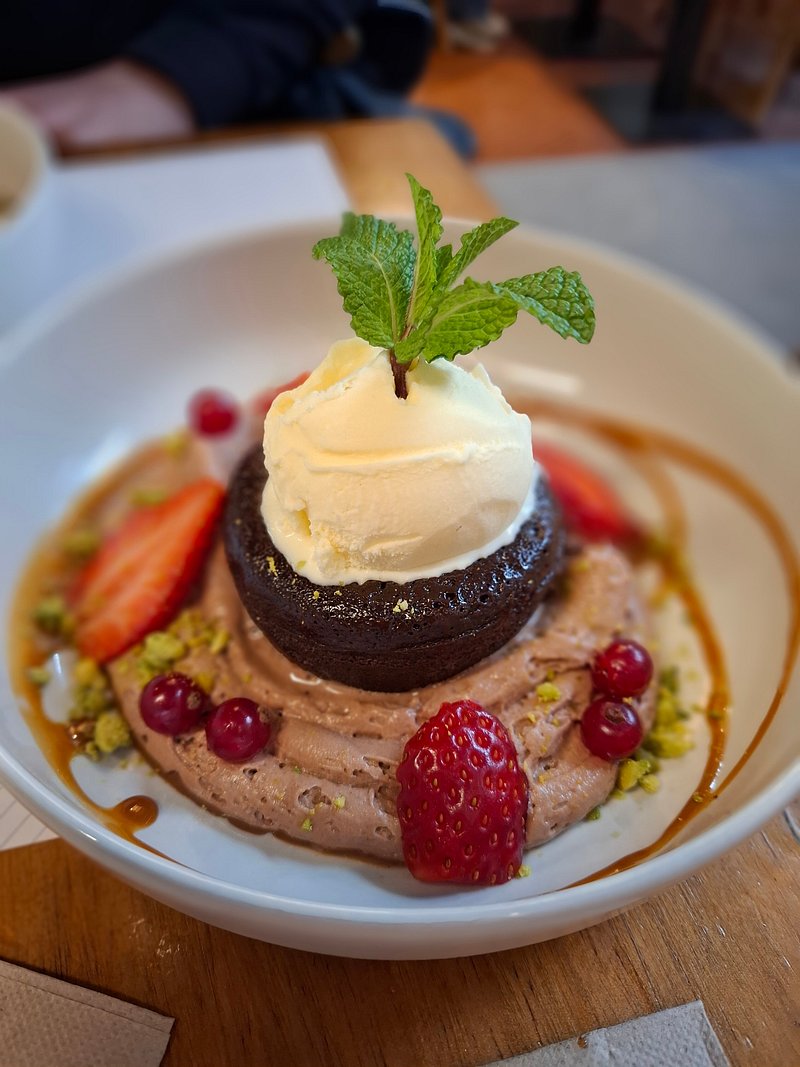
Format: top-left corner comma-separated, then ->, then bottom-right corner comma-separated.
0,0 -> 369,150
126,0 -> 371,127
0,61 -> 195,150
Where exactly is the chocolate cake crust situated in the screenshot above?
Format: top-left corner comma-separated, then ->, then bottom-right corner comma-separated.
223,446 -> 564,691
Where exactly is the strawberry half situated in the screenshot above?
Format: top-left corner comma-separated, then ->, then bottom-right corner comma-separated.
396,700 -> 529,885
73,478 -> 225,662
251,372 -> 310,417
534,441 -> 640,544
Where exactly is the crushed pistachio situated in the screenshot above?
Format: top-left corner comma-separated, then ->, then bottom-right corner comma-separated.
526,711 -> 538,725
171,609 -> 209,649
74,657 -> 102,687
617,757 -> 651,792
68,661 -> 128,759
393,599 -> 409,614
692,792 -> 704,804
334,589 -> 342,596
142,631 -> 186,671
645,724 -> 693,759
659,665 -> 679,694
72,686 -> 112,719
516,864 -> 531,879
32,595 -> 74,638
585,806 -> 602,821
63,528 -> 101,560
71,658 -> 115,721
130,487 -> 168,506
170,609 -> 227,654
609,788 -> 625,801
300,817 -> 313,832
536,681 -> 561,703
193,671 -> 216,694
312,590 -> 320,600
208,628 -> 229,655
162,429 -> 189,457
640,774 -> 660,794
27,665 -> 51,687
267,556 -> 277,576
134,623 -> 189,682
634,747 -> 660,772
641,665 -> 695,759
332,795 -> 346,810
94,710 -> 132,754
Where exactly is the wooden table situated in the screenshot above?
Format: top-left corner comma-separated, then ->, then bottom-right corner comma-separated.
3,119 -> 799,1067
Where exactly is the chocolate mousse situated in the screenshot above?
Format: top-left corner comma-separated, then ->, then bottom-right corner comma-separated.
109,538 -> 655,860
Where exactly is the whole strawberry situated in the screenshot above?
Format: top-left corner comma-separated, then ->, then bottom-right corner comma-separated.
396,700 -> 529,885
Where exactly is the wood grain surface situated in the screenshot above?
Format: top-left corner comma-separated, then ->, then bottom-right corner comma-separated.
3,119 -> 799,1067
1,807 -> 797,1066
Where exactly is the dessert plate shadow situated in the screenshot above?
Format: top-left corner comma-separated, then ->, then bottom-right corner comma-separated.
1,220 -> 798,959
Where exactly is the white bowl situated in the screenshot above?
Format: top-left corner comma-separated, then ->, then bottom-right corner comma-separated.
0,104 -> 52,330
1,221 -> 798,959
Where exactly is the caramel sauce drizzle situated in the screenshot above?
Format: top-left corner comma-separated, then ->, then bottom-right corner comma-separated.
9,544 -> 165,853
9,402 -> 800,883
522,399 -> 800,882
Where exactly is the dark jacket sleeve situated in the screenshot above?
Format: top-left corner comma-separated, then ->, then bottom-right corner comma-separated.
126,0 -> 371,127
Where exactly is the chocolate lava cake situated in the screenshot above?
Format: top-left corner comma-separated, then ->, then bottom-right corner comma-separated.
223,445 -> 565,691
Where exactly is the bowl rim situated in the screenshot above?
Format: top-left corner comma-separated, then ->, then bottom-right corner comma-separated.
0,743 -> 797,924
1,214 -> 797,392
1,218 -> 798,929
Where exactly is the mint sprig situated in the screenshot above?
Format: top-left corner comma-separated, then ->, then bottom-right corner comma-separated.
312,213 -> 415,349
312,174 -> 595,395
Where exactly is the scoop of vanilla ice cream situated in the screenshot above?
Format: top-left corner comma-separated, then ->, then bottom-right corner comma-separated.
262,338 -> 537,585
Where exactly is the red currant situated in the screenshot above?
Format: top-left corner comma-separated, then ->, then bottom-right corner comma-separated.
580,698 -> 643,761
187,389 -> 239,436
205,698 -> 270,762
592,639 -> 653,699
140,672 -> 207,735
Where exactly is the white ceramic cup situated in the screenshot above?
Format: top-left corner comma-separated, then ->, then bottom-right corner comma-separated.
0,103 -> 52,331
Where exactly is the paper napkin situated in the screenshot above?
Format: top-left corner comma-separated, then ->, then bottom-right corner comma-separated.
0,959 -> 173,1067
484,1001 -> 730,1067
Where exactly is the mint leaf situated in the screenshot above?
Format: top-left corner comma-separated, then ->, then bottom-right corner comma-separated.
312,214 -> 415,348
311,177 -> 596,388
405,174 -> 443,326
393,326 -> 426,364
438,217 -> 518,291
436,243 -> 453,277
393,216 -> 520,363
498,268 -> 596,343
401,267 -> 595,362
416,279 -> 520,362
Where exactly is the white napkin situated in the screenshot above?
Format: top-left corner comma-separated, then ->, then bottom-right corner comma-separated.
482,1002 -> 730,1067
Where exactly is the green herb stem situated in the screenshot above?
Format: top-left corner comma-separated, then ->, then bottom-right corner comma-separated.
389,350 -> 409,399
